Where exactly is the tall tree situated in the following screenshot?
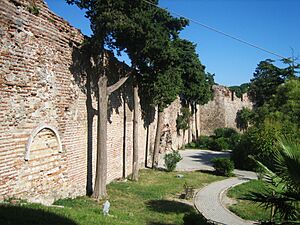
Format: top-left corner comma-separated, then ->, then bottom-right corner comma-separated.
114,1 -> 188,179
66,0 -> 149,198
140,40 -> 185,168
174,39 -> 214,141
119,5 -> 188,169
248,59 -> 299,107
67,0 -> 188,194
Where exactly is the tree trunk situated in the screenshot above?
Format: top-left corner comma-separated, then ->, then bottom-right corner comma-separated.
152,109 -> 163,169
194,104 -> 199,139
188,104 -> 192,144
93,76 -> 108,199
182,130 -> 186,149
132,82 -> 139,181
122,94 -> 127,179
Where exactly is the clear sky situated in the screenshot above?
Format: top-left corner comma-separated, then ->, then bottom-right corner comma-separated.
46,0 -> 300,86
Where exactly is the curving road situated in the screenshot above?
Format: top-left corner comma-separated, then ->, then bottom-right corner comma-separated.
174,149 -> 257,225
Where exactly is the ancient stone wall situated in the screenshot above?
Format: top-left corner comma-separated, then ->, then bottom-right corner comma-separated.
0,0 -> 251,204
0,0 -> 185,204
198,85 -> 252,136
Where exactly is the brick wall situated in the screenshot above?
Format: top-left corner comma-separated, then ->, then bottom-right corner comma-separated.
0,0 -> 183,204
0,0 -> 252,204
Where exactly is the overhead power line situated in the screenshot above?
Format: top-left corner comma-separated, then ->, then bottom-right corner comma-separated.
142,0 -> 287,60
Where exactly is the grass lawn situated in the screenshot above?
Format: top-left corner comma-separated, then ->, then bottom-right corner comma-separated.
227,179 -> 272,222
0,169 -> 224,225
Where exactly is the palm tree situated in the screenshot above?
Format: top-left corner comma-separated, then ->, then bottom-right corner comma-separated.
246,139 -> 300,223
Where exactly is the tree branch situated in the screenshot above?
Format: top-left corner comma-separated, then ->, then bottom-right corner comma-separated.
107,71 -> 132,95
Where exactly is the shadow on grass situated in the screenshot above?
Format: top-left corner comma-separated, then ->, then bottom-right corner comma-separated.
146,200 -> 211,225
147,212 -> 211,225
147,200 -> 191,214
0,204 -> 78,225
195,169 -> 229,178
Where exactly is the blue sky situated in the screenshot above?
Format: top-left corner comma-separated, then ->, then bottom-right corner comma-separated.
46,0 -> 300,86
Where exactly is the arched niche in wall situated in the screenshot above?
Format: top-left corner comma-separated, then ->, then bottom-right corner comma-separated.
25,123 -> 63,161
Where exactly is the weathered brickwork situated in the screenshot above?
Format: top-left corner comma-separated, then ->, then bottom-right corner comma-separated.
0,0 -> 181,204
0,0 -> 251,204
198,85 -> 252,136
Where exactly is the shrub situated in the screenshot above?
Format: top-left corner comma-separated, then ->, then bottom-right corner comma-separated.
232,119 -> 285,171
164,150 -> 182,172
211,128 -> 241,151
211,157 -> 234,176
195,136 -> 214,149
185,128 -> 241,151
210,137 -> 230,151
229,133 -> 242,149
185,142 -> 197,149
214,128 -> 238,139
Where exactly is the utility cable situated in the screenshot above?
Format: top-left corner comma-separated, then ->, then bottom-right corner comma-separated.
142,0 -> 287,60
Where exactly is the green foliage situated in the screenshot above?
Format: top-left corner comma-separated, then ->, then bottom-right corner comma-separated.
185,128 -> 241,151
230,58 -> 300,223
196,136 -> 214,149
151,65 -> 183,111
248,59 -> 299,108
233,77 -> 300,171
68,0 -> 189,113
211,128 -> 240,151
176,107 -> 191,131
214,128 -> 238,139
236,107 -> 253,131
229,83 -> 249,98
242,139 -> 300,223
232,120 -> 284,171
164,150 -> 182,172
174,39 -> 214,106
248,59 -> 285,107
185,142 -> 197,149
269,78 -> 300,127
211,157 -> 234,177
211,137 -> 230,151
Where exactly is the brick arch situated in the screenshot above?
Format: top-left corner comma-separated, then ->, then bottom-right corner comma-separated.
25,123 -> 63,161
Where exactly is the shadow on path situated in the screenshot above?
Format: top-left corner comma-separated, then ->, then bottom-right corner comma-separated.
175,150 -> 231,172
188,151 -> 230,166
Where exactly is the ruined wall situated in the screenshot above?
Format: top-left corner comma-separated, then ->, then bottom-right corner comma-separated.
0,0 -> 251,204
198,85 -> 252,136
0,0 -> 90,204
0,0 -> 184,204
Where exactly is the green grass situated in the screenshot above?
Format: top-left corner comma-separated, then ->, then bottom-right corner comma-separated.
0,169 -> 223,225
227,180 -> 272,221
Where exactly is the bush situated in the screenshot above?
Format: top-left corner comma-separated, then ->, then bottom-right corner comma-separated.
211,128 -> 241,151
195,136 -> 214,149
210,137 -> 230,151
232,118 -> 293,171
211,157 -> 234,176
185,128 -> 241,151
214,128 -> 238,139
185,142 -> 197,149
229,133 -> 242,149
164,150 -> 182,172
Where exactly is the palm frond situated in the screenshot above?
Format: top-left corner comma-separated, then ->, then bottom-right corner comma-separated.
275,139 -> 300,193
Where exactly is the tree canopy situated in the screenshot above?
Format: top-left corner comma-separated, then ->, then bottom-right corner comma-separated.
174,39 -> 214,106
248,59 -> 299,107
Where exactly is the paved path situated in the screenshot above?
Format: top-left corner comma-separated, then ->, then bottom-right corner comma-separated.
194,170 -> 257,225
166,149 -> 257,225
176,149 -> 231,171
